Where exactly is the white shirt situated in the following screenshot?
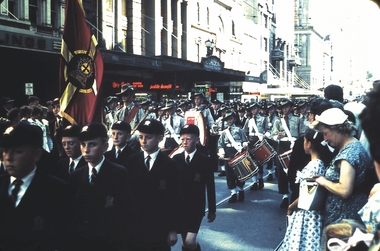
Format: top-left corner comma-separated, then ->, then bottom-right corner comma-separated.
9,167 -> 36,207
87,156 -> 105,182
70,155 -> 83,172
144,148 -> 160,171
185,149 -> 197,163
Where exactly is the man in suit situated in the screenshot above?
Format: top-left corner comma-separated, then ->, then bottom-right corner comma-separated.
0,123 -> 71,250
70,122 -> 133,250
55,124 -> 87,182
104,120 -> 138,166
172,124 -> 216,251
127,119 -> 180,251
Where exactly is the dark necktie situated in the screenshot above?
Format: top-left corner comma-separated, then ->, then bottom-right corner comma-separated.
170,116 -> 174,128
116,149 -> 121,159
145,155 -> 151,170
11,179 -> 23,207
69,161 -> 75,174
90,168 -> 97,185
186,155 -> 190,165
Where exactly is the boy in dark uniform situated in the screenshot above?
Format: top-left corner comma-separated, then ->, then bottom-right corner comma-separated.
127,119 -> 180,251
70,122 -> 132,250
104,120 -> 138,167
172,124 -> 216,251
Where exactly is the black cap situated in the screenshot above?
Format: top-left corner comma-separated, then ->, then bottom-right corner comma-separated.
223,111 -> 236,121
180,124 -> 200,136
116,83 -> 134,96
249,102 -> 260,109
0,123 -> 43,148
211,99 -> 222,105
111,121 -> 131,133
140,98 -> 151,106
278,99 -> 294,108
106,96 -> 118,104
0,97 -> 14,105
62,124 -> 82,138
137,119 -> 164,135
52,98 -> 60,106
191,93 -> 205,99
266,102 -> 276,109
178,100 -> 189,107
162,100 -> 176,110
79,122 -> 108,141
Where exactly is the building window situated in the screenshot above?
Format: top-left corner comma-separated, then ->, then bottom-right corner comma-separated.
264,37 -> 268,52
264,14 -> 268,28
51,0 -> 57,28
106,0 -> 113,12
207,7 -> 209,26
197,2 -> 200,23
121,0 -> 127,17
232,20 -> 235,37
29,0 -> 38,25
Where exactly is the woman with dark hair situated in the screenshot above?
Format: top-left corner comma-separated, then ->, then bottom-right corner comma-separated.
313,108 -> 373,227
281,128 -> 332,251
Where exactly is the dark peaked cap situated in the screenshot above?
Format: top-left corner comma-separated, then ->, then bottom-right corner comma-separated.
0,123 -> 43,148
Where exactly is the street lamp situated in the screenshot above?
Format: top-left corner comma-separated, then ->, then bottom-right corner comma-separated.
205,39 -> 215,57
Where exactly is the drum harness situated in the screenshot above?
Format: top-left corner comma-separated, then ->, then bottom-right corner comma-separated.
248,117 -> 264,141
280,117 -> 296,149
224,128 -> 243,154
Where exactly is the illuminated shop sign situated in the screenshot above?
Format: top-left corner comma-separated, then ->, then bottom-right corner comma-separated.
150,84 -> 179,90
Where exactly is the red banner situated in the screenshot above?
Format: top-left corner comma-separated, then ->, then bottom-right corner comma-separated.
59,0 -> 103,125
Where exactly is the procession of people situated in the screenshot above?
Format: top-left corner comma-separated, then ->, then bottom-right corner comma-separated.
0,81 -> 380,250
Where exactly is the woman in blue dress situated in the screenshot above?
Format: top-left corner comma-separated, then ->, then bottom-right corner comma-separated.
280,128 -> 333,251
313,108 -> 373,227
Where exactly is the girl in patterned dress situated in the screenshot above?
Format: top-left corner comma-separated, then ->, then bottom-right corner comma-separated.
280,128 -> 333,251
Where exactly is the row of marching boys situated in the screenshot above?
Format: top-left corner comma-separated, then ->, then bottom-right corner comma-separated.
0,117 -> 216,251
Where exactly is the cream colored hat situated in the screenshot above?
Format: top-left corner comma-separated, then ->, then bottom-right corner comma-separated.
315,108 -> 348,125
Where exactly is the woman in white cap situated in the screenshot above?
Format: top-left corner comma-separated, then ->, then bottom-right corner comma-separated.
312,108 -> 373,227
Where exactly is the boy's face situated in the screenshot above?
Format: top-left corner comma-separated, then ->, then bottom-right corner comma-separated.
180,134 -> 199,153
80,137 -> 108,166
111,129 -> 130,148
3,145 -> 42,179
138,132 -> 163,154
62,136 -> 81,159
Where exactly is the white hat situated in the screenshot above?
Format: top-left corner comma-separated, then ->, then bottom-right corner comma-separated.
315,108 -> 348,126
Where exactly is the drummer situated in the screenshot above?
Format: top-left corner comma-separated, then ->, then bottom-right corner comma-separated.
218,111 -> 249,203
243,102 -> 268,191
159,100 -> 184,155
271,99 -> 304,208
264,102 -> 279,181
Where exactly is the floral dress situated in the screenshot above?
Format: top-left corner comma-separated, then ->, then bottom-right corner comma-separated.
280,159 -> 325,251
323,141 -> 372,227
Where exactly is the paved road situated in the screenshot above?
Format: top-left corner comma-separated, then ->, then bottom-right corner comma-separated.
172,172 -> 287,251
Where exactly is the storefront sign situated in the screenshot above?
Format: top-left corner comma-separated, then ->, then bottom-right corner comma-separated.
0,30 -> 61,52
150,84 -> 179,90
201,56 -> 224,71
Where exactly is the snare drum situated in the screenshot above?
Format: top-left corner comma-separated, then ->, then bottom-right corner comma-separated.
185,111 -> 207,146
249,139 -> 277,165
168,145 -> 185,158
278,149 -> 292,170
228,151 -> 259,181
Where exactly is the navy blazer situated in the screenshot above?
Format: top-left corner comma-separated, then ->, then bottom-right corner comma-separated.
126,151 -> 181,242
0,170 -> 70,250
173,150 -> 216,216
70,159 -> 133,249
104,145 -> 138,167
55,156 -> 87,183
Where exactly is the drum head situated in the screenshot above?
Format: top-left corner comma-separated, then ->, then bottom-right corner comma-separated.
185,111 -> 207,146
